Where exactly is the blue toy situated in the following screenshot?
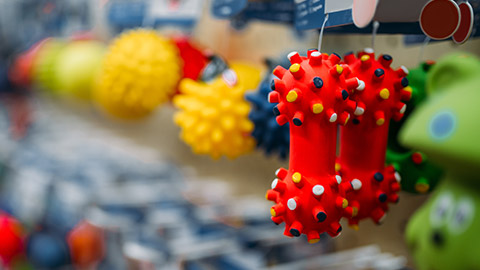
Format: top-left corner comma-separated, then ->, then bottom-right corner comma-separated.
26,230 -> 70,269
245,60 -> 289,159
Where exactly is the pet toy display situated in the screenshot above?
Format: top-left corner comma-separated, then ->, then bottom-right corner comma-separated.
338,50 -> 409,228
265,50 -> 361,241
402,60 -> 480,269
173,63 -> 261,159
2,0 -> 480,266
95,29 -> 182,119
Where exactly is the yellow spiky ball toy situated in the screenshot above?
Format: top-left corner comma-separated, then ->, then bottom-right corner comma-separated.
95,29 -> 182,119
173,63 -> 262,160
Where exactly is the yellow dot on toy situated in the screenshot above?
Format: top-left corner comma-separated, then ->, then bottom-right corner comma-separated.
342,199 -> 348,208
404,86 -> 413,93
173,64 -> 260,160
352,207 -> 359,217
292,172 -> 302,183
350,224 -> 360,231
376,118 -> 385,126
360,55 -> 370,62
94,29 -> 181,119
335,163 -> 341,172
289,63 -> 300,73
336,65 -> 343,74
286,90 -> 298,102
270,207 -> 277,217
312,103 -> 324,114
379,88 -> 390,100
308,239 -> 320,244
415,183 -> 430,193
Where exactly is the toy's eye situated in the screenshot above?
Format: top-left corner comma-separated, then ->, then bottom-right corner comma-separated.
448,198 -> 475,234
430,193 -> 454,227
429,110 -> 457,141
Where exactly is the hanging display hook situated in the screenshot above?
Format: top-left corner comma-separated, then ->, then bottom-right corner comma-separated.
371,21 -> 380,51
317,13 -> 330,52
419,36 -> 431,63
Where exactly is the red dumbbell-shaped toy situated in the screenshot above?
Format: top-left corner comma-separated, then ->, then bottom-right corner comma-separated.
338,49 -> 410,229
265,50 -> 362,242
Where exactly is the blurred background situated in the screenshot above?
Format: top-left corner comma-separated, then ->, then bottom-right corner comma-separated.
0,0 -> 479,269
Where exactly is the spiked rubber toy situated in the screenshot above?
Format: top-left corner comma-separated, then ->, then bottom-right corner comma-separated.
338,49 -> 411,229
265,50 -> 362,242
246,73 -> 290,159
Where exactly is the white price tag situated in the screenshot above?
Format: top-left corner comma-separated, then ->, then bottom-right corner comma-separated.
325,0 -> 353,13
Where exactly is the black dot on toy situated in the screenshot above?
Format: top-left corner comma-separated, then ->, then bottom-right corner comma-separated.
337,226 -> 343,233
293,117 -> 303,126
352,119 -> 360,125
374,68 -> 385,78
273,220 -> 280,226
401,77 -> 409,87
332,52 -> 341,59
341,89 -> 349,100
273,106 -> 280,116
270,79 -> 275,90
313,77 -> 323,88
290,228 -> 301,237
379,193 -> 387,202
317,212 -> 327,222
374,172 -> 384,182
382,54 -> 392,61
344,51 -> 354,57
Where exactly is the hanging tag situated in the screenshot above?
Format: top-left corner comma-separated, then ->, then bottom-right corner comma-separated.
420,0 -> 460,40
352,0 -> 379,28
211,0 -> 248,19
453,2 -> 474,44
295,0 -> 353,31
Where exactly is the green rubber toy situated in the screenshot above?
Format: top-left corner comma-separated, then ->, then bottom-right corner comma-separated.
426,52 -> 480,95
401,55 -> 480,270
386,61 -> 443,194
406,180 -> 480,270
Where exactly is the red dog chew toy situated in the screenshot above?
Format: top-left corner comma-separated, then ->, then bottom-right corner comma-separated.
265,50 -> 362,242
338,49 -> 411,229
